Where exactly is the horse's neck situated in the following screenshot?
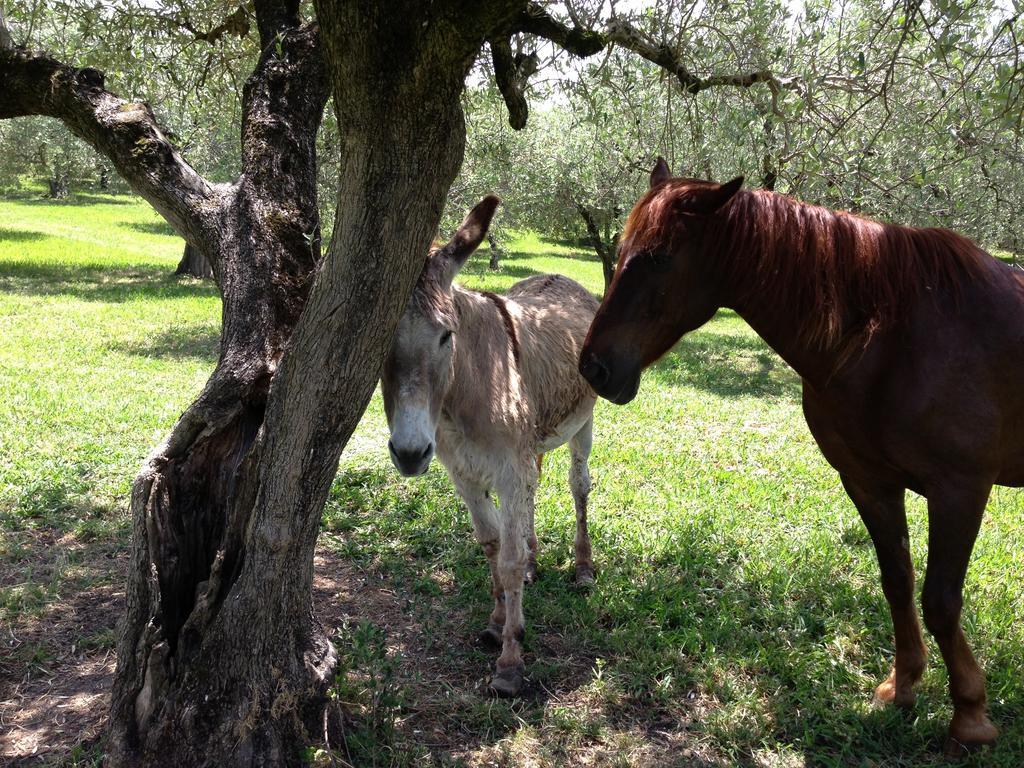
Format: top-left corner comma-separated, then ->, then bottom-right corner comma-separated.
718,206 -> 854,387
731,300 -> 841,388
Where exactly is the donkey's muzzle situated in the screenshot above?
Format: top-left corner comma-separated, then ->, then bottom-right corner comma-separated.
388,439 -> 434,477
579,349 -> 641,405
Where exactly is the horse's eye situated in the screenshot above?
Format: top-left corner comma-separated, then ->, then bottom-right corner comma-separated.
439,330 -> 453,347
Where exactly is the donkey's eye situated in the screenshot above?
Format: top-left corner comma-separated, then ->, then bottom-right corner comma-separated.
439,330 -> 453,347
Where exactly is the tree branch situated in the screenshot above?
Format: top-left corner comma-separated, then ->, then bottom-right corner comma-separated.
489,36 -> 539,129
0,47 -> 218,247
515,2 -> 605,56
503,2 -> 798,120
0,8 -> 13,50
165,4 -> 251,45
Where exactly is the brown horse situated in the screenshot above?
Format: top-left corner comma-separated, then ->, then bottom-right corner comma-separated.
580,157 -> 1024,757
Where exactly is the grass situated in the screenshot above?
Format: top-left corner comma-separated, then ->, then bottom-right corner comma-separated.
1,192 -> 1022,766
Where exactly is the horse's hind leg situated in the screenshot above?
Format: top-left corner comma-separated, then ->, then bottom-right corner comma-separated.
922,478 -> 998,757
570,416 -> 595,585
841,475 -> 927,709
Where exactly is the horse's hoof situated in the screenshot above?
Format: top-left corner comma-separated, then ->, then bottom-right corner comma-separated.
872,675 -> 915,710
574,566 -> 595,588
944,714 -> 998,758
477,624 -> 503,648
488,666 -> 524,698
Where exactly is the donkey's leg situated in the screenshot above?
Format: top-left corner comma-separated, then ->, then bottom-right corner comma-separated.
489,461 -> 537,697
453,476 -> 505,647
525,455 -> 543,584
921,478 -> 998,756
569,417 -> 595,585
841,475 -> 926,708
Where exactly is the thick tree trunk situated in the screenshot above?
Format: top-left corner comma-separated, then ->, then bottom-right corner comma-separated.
102,2 -> 524,765
104,11 -> 330,765
174,242 -> 214,278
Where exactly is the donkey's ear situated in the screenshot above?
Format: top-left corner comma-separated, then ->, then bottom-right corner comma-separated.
691,175 -> 743,214
438,195 -> 500,285
650,156 -> 671,188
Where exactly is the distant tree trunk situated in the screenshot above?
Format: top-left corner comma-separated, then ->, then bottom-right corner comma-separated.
47,171 -> 69,199
487,232 -> 501,270
174,242 -> 214,278
98,166 -> 109,190
761,118 -> 779,191
575,201 -> 616,292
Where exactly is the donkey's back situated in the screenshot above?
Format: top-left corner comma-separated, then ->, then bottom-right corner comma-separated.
504,274 -> 600,450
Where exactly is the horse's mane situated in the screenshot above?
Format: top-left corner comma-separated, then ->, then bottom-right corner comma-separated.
626,182 -> 992,349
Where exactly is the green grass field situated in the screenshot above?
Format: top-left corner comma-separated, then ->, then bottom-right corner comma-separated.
1,193 -> 1022,767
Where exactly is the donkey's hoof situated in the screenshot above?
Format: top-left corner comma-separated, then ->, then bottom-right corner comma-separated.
524,561 -> 540,585
477,624 -> 503,648
489,666 -> 525,698
573,565 -> 596,588
944,714 -> 998,758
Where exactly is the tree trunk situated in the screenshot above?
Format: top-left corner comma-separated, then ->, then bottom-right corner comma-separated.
104,12 -> 331,766
487,232 -> 501,270
575,202 -> 616,292
47,171 -> 69,199
102,2 -> 523,765
174,241 -> 214,278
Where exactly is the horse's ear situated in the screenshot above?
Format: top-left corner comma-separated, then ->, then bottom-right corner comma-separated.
438,195 -> 500,285
650,156 -> 671,188
692,175 -> 743,213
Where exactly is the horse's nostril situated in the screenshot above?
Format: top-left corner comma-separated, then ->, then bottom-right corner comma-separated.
418,443 -> 432,460
580,354 -> 610,388
388,439 -> 397,456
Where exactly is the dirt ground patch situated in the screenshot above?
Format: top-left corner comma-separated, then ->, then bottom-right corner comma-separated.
2,539 -> 720,767
1,531 -> 125,766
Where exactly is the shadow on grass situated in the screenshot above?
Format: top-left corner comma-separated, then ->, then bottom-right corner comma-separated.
0,260 -> 218,303
121,220 -> 178,237
3,191 -> 134,206
0,227 -> 49,243
110,325 -> 220,361
650,326 -> 802,400
318,464 -> 1024,766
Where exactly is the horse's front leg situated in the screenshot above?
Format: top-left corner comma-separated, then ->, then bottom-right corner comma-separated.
489,459 -> 538,697
452,476 -> 505,646
840,475 -> 927,708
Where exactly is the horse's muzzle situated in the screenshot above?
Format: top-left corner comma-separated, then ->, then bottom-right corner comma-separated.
579,350 -> 641,405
